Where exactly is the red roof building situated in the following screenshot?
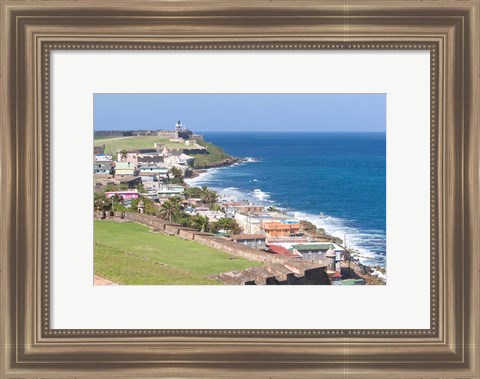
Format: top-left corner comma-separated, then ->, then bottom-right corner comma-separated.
267,244 -> 299,257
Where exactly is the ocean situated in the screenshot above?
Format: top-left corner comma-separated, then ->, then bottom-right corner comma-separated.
186,132 -> 386,267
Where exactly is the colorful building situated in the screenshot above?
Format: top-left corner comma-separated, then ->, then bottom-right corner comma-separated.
263,221 -> 301,238
231,234 -> 267,250
115,161 -> 136,176
94,161 -> 113,175
157,184 -> 185,198
139,165 -> 169,175
105,190 -> 139,200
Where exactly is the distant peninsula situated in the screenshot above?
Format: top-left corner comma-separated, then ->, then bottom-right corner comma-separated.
94,123 -> 237,172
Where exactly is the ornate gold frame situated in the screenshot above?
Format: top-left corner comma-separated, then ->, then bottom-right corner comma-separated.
1,1 -> 478,378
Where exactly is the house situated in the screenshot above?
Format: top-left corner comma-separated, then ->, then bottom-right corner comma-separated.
94,153 -> 113,162
94,161 -> 113,175
139,172 -> 158,183
105,190 -> 139,200
233,213 -> 265,234
290,243 -> 345,265
263,221 -> 301,238
224,202 -> 265,214
139,165 -> 169,175
116,152 -> 138,166
115,161 -> 136,176
196,210 -> 226,222
116,176 -> 142,189
231,234 -> 267,249
93,145 -> 105,155
266,244 -> 300,257
157,184 -> 185,198
163,153 -> 195,167
137,155 -> 165,165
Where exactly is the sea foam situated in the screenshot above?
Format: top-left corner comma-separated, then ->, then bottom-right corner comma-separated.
294,210 -> 386,267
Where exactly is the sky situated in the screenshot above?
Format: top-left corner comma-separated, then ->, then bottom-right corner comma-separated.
94,93 -> 386,132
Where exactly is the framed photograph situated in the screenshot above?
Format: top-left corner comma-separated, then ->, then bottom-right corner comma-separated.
1,1 -> 479,378
92,93 -> 387,287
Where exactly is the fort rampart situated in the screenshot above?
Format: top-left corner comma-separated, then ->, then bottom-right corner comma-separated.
95,212 -> 330,285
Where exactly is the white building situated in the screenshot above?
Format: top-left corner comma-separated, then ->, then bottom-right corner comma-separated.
94,153 -> 113,162
157,184 -> 185,199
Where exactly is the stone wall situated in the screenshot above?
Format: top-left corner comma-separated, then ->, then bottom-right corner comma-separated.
97,212 -> 330,285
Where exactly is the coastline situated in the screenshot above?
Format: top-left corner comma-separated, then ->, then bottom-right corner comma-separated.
187,157 -> 239,177
187,160 -> 387,285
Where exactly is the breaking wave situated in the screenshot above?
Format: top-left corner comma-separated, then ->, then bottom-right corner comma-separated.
294,210 -> 386,267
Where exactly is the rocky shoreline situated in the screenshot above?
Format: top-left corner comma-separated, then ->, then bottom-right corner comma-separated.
300,221 -> 386,285
188,157 -> 239,176
187,157 -> 387,285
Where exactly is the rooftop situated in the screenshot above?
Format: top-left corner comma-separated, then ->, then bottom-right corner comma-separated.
263,222 -> 301,229
115,162 -> 135,169
292,243 -> 334,251
116,176 -> 142,183
231,234 -> 267,241
267,244 -> 299,257
292,243 -> 345,252
139,165 -> 168,170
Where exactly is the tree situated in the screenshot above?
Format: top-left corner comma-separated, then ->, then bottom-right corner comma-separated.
110,194 -> 126,212
103,184 -> 119,193
184,186 -> 204,199
94,192 -> 110,212
200,186 -> 218,209
136,183 -> 146,193
168,166 -> 185,185
210,203 -> 222,211
189,215 -> 210,232
211,217 -> 242,235
158,197 -> 183,222
119,149 -> 128,161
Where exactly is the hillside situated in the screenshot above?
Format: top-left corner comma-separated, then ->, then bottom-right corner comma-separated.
189,140 -> 237,168
94,135 -> 237,168
94,221 -> 262,285
94,136 -> 183,154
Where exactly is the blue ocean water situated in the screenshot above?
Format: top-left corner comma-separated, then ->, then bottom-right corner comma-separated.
187,132 -> 386,267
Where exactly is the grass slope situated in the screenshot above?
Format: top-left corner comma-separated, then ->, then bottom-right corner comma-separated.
94,221 -> 261,280
94,136 -> 183,154
94,243 -> 221,285
190,140 -> 233,168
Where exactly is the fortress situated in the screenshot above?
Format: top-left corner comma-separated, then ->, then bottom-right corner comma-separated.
94,121 -> 204,141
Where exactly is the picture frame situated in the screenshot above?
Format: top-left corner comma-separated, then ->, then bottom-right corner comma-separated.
1,0 -> 478,378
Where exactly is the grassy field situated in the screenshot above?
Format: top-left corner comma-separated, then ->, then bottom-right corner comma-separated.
94,221 -> 261,284
94,136 -> 184,154
94,243 -> 221,285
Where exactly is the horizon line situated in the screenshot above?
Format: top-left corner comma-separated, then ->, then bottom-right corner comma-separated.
94,129 -> 386,133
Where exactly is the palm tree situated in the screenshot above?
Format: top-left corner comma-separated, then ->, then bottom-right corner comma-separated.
158,197 -> 182,222
119,149 -> 128,161
200,186 -> 218,209
190,215 -> 210,232
168,166 -> 184,184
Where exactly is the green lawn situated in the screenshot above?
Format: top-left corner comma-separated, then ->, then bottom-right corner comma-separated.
94,221 -> 261,283
94,243 -> 221,285
94,136 -> 185,154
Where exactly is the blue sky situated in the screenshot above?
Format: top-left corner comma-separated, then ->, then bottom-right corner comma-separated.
94,94 -> 386,132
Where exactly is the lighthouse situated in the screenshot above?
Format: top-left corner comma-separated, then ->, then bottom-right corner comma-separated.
175,120 -> 184,132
